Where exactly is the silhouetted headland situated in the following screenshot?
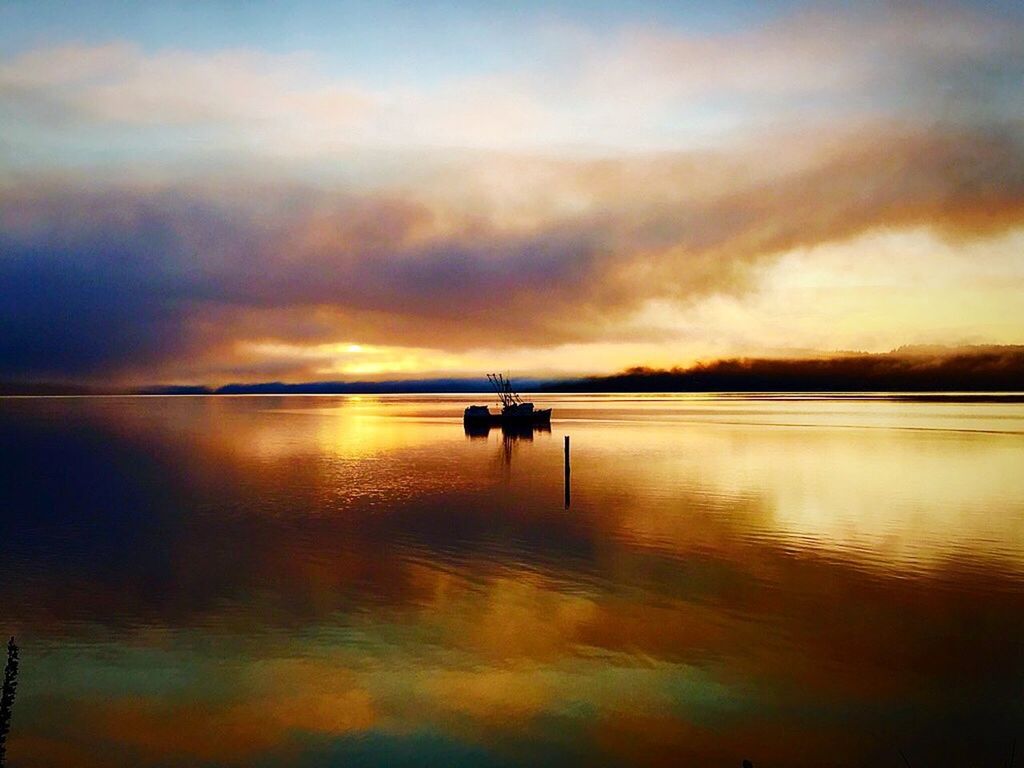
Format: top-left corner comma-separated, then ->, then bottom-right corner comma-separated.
547,346 -> 1024,394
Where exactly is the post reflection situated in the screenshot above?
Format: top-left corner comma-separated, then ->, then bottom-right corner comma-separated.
0,395 -> 1022,767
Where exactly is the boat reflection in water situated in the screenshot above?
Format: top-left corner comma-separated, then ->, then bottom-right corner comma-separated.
463,419 -> 552,440
464,417 -> 552,467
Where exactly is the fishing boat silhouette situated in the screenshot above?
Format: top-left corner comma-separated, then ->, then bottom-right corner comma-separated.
463,373 -> 552,431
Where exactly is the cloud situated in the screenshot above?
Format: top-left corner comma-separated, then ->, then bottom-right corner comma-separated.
581,3 -> 1022,100
2,4 -> 1022,156
2,3 -> 1024,382
0,43 -> 371,130
2,117 -> 1024,382
0,42 -> 551,155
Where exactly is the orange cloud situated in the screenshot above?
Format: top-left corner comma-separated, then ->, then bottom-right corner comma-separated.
3,121 -> 1023,384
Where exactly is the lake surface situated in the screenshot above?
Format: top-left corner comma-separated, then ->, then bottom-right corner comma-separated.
1,394 -> 1023,767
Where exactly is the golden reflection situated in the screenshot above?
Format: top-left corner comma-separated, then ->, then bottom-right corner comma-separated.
4,395 -> 1024,767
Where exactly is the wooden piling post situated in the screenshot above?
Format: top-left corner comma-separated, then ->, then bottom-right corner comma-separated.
564,435 -> 571,508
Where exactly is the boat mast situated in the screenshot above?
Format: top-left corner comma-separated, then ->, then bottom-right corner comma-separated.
487,373 -> 523,407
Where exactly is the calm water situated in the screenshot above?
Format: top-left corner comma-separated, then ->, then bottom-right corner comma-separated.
1,394 -> 1023,767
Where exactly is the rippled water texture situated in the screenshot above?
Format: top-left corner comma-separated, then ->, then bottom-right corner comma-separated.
1,394 -> 1023,767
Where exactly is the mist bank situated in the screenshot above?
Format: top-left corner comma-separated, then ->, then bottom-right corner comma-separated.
548,347 -> 1024,393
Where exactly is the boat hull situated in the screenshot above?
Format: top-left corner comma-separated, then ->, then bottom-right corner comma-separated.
463,406 -> 552,428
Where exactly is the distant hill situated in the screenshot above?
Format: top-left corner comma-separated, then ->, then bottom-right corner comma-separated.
545,346 -> 1024,393
4,377 -> 522,396
139,378 -> 543,395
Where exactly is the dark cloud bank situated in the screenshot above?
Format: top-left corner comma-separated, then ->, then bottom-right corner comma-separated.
2,121 -> 1024,385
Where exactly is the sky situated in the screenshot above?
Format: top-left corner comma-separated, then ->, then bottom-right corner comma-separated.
2,0 -> 1023,385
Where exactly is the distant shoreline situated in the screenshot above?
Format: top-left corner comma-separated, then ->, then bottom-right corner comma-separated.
3,392 -> 1024,404
4,347 -> 1022,397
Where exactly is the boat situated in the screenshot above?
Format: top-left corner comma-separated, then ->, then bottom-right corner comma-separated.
464,374 -> 552,430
